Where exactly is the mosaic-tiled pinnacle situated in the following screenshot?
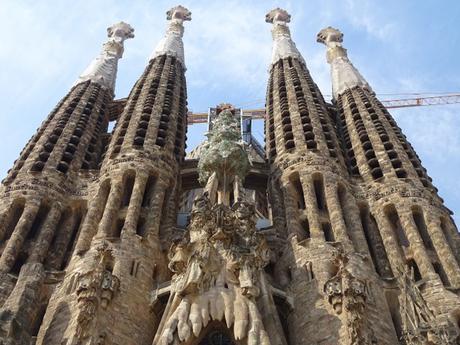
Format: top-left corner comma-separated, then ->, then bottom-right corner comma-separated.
75,22 -> 134,91
266,8 -> 306,66
150,5 -> 191,68
317,26 -> 372,99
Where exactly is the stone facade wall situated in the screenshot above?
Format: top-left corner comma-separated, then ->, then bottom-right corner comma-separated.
1,7 -> 460,345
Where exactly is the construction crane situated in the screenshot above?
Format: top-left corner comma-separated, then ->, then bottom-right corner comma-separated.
187,93 -> 460,124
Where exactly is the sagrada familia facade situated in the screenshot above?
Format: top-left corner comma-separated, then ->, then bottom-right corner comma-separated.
0,5 -> 460,345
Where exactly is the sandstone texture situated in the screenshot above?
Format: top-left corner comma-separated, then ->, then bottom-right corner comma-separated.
0,6 -> 459,345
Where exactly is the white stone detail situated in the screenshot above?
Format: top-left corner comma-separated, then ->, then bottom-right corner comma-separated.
75,22 -> 134,92
317,27 -> 372,99
150,5 -> 191,68
266,8 -> 305,66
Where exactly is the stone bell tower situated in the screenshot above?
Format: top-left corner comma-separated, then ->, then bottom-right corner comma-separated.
0,21 -> 134,344
31,6 -> 191,345
317,26 -> 460,343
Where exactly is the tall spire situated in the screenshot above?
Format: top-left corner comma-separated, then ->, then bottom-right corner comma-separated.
265,8 -> 305,66
317,27 -> 371,99
75,21 -> 134,92
150,5 -> 191,67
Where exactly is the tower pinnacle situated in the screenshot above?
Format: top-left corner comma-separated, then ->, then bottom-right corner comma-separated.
151,5 -> 191,67
317,26 -> 371,99
75,21 -> 134,92
266,8 -> 305,66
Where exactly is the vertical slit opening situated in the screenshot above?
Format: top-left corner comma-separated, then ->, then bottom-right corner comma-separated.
359,206 -> 381,275
142,175 -> 157,207
136,217 -> 146,237
49,208 -> 71,251
159,186 -> 173,233
31,302 -> 48,337
27,203 -> 51,240
313,174 -> 326,211
60,210 -> 83,270
386,293 -> 403,342
122,173 -> 135,207
230,189 -> 235,206
337,184 -> 355,246
322,222 -> 334,242
114,218 -> 125,237
433,262 -> 450,286
290,172 -> 305,210
300,218 -> 310,239
10,252 -> 27,275
98,181 -> 111,223
2,199 -> 25,243
412,208 -> 433,249
385,205 -> 409,247
407,259 -> 422,282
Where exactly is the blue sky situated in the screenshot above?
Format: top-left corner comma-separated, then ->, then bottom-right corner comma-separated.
0,0 -> 459,224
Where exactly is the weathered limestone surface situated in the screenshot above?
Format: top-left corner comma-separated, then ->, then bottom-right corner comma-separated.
0,6 -> 459,345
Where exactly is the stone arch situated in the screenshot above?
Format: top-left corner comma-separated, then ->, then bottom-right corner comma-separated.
191,322 -> 241,345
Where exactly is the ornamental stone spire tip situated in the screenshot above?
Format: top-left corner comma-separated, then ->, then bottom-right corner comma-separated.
151,5 -> 191,67
74,21 -> 134,92
266,8 -> 305,66
317,26 -> 372,99
265,8 -> 291,24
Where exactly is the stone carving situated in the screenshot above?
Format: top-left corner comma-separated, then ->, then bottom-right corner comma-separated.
155,107 -> 270,345
75,22 -> 134,91
266,8 -> 305,65
317,26 -> 372,99
157,193 -> 270,345
151,5 -> 191,67
325,274 -> 343,314
397,265 -> 453,345
324,251 -> 372,344
75,242 -> 119,340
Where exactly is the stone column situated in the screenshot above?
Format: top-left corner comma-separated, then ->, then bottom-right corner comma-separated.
425,211 -> 460,286
98,176 -> 124,237
397,207 -> 436,280
233,175 -> 243,202
341,190 -> 372,257
0,201 -> 40,272
46,210 -> 78,269
0,201 -> 15,242
145,179 -> 168,237
74,183 -> 110,254
300,174 -> 323,239
323,177 -> 352,249
268,178 -> 286,237
123,172 -> 148,235
28,202 -> 63,264
282,182 -> 303,239
361,210 -> 392,277
373,211 -> 405,272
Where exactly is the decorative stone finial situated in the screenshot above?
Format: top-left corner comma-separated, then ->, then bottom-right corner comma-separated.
151,5 -> 191,68
317,26 -> 372,99
75,22 -> 134,92
265,8 -> 291,24
266,8 -> 305,66
317,26 -> 343,48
